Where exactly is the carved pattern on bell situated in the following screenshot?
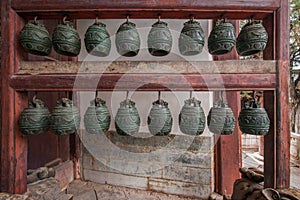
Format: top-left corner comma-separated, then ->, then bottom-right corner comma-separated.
84,98 -> 111,134
50,98 -> 80,135
84,22 -> 111,57
19,21 -> 52,56
207,100 -> 235,135
52,21 -> 81,56
148,21 -> 172,56
236,20 -> 268,56
179,20 -> 205,56
147,99 -> 173,136
115,99 -> 140,136
179,97 -> 206,135
238,100 -> 270,135
19,98 -> 50,135
208,20 -> 236,55
115,21 -> 140,57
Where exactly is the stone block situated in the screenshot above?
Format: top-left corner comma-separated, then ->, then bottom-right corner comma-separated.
149,178 -> 212,199
72,189 -> 97,200
83,169 -> 148,190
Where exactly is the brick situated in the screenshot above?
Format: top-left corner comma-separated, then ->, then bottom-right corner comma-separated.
83,169 -> 148,190
162,165 -> 212,184
82,153 -> 93,170
149,178 -> 212,199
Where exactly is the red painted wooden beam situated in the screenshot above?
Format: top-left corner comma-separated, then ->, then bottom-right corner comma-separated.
9,73 -> 276,92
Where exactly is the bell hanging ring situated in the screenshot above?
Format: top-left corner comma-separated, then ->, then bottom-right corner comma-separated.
84,97 -> 111,134
50,98 -> 80,135
207,98 -> 235,135
208,19 -> 236,55
236,20 -> 268,56
148,16 -> 172,56
52,16 -> 81,56
19,96 -> 50,135
84,17 -> 111,57
115,16 -> 140,57
147,99 -> 173,136
19,17 -> 52,56
115,99 -> 140,136
179,97 -> 206,135
179,17 -> 205,56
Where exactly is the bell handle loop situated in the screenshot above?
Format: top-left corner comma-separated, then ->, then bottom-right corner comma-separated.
158,91 -> 162,104
95,91 -> 99,105
33,16 -> 38,25
95,16 -> 100,25
125,90 -> 130,106
126,15 -> 130,24
32,94 -> 37,107
189,91 -> 193,99
189,15 -> 194,23
158,14 -> 161,23
63,16 -> 68,25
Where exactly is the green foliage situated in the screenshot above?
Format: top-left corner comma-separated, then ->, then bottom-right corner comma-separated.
290,0 -> 300,68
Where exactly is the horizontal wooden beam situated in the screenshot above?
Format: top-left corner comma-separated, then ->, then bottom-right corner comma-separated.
11,0 -> 279,20
17,61 -> 277,75
9,73 -> 276,91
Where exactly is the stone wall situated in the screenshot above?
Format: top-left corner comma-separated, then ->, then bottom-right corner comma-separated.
81,132 -> 214,199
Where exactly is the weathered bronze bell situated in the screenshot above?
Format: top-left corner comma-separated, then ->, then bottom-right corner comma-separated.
115,99 -> 140,136
115,20 -> 140,57
148,20 -> 172,56
52,18 -> 81,56
179,97 -> 206,135
238,100 -> 270,135
147,99 -> 172,136
179,19 -> 205,56
208,20 -> 236,55
84,98 -> 111,134
84,20 -> 111,57
19,97 -> 50,135
51,98 -> 80,135
19,18 -> 52,56
236,20 -> 268,56
207,99 -> 235,135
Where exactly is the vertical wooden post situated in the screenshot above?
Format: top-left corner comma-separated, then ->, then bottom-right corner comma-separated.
263,13 -> 277,188
275,0 -> 290,189
1,2 -> 28,194
214,20 -> 242,195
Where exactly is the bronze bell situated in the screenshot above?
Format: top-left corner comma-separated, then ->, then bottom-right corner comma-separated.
19,97 -> 50,135
147,19 -> 172,56
115,99 -> 140,136
179,19 -> 205,56
207,99 -> 235,135
238,99 -> 270,135
84,19 -> 111,57
19,17 -> 52,56
179,97 -> 206,135
236,20 -> 268,56
51,98 -> 80,135
147,99 -> 173,136
208,20 -> 236,55
52,17 -> 81,57
84,98 -> 111,134
115,18 -> 140,57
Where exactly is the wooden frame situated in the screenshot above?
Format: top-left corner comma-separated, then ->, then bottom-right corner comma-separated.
1,0 -> 290,195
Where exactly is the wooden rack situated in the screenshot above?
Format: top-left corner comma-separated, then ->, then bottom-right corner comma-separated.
1,0 -> 290,196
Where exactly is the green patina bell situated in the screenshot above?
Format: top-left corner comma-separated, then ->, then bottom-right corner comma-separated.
84,98 -> 111,134
84,20 -> 111,57
148,20 -> 172,56
208,20 -> 236,55
147,99 -> 173,136
51,98 -> 80,135
19,97 -> 50,135
238,100 -> 270,135
236,20 -> 268,56
207,99 -> 235,135
115,99 -> 140,136
179,19 -> 205,56
179,97 -> 206,135
19,18 -> 52,56
52,18 -> 81,56
115,20 -> 140,57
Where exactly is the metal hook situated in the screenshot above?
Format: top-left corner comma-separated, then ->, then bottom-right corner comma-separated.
219,91 -> 224,102
63,16 -> 68,24
126,15 -> 130,24
34,16 -> 38,24
95,91 -> 99,98
95,16 -> 99,24
190,91 -> 193,99
190,15 -> 194,22
158,91 -> 161,102
158,14 -> 161,23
